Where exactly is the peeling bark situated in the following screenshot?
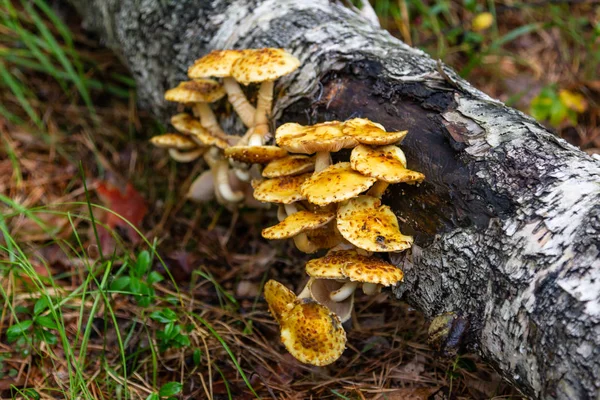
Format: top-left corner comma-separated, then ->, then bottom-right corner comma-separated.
69,0 -> 600,398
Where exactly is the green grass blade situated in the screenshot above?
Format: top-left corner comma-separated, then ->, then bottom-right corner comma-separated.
0,61 -> 43,128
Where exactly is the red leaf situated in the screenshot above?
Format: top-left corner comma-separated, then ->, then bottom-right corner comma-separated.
95,182 -> 148,245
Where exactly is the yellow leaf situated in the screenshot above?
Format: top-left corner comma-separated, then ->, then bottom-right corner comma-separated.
472,12 -> 494,32
559,89 -> 588,113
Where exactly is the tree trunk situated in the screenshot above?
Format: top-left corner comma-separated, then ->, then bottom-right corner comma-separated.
69,0 -> 600,398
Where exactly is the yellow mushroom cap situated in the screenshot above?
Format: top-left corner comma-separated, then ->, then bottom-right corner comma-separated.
224,145 -> 287,164
264,280 -> 297,324
170,113 -> 229,149
279,299 -> 346,366
150,133 -> 198,150
337,195 -> 413,252
305,222 -> 343,250
342,118 -> 408,145
275,121 -> 357,154
188,49 -> 248,78
262,155 -> 315,178
350,144 -> 425,184
252,173 -> 310,204
231,48 -> 300,85
262,210 -> 335,239
300,162 -> 376,206
164,79 -> 226,103
307,249 -> 403,286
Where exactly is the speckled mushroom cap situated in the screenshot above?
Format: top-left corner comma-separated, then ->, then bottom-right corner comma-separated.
351,144 -> 425,184
300,162 -> 376,206
342,118 -> 408,145
224,145 -> 288,164
279,298 -> 346,366
262,155 -> 315,178
231,48 -> 300,85
337,195 -> 413,252
170,113 -> 229,149
306,249 -> 404,286
150,133 -> 198,150
264,280 -> 297,324
188,49 -> 248,78
164,79 -> 226,103
262,210 -> 335,239
275,121 -> 357,154
252,173 -> 311,204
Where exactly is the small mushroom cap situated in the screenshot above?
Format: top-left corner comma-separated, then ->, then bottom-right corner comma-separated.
188,49 -> 247,78
276,121 -> 357,154
231,48 -> 300,85
252,173 -> 310,204
262,210 -> 335,239
262,155 -> 315,178
351,145 -> 425,184
264,280 -> 297,324
307,249 -> 403,286
300,162 -> 376,206
308,278 -> 354,323
171,113 -> 229,149
279,299 -> 346,366
224,145 -> 288,164
164,79 -> 226,103
337,195 -> 414,252
343,118 -> 408,145
150,133 -> 198,150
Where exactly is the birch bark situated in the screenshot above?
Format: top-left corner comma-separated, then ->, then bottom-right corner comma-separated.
69,0 -> 600,398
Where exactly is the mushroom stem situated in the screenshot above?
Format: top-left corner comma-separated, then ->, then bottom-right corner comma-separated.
187,170 -> 215,202
277,205 -> 287,222
223,77 -> 255,127
330,281 -> 358,302
293,234 -> 320,253
233,168 -> 251,182
314,151 -> 331,172
253,80 -> 274,139
362,283 -> 381,296
367,181 -> 390,198
297,279 -> 312,299
215,159 -> 244,203
248,133 -> 263,147
168,147 -> 206,163
193,103 -> 227,139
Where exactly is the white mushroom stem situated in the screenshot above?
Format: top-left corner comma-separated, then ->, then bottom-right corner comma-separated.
248,134 -> 263,147
233,168 -> 251,182
284,203 -> 320,253
367,181 -> 390,198
314,151 -> 332,173
193,103 -> 227,139
330,281 -> 358,302
215,159 -> 244,203
362,283 -> 381,296
223,77 -> 255,128
168,147 -> 206,163
250,80 -> 274,144
277,205 -> 287,222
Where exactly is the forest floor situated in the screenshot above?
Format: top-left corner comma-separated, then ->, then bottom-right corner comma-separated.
1,1 -> 598,399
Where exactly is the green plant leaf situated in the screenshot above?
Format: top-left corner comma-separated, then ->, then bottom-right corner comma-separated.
136,250 -> 151,276
145,394 -> 159,400
110,276 -> 131,291
150,309 -> 178,324
34,297 -> 49,315
35,315 -> 58,330
159,382 -> 182,397
147,271 -> 164,285
7,319 -> 33,337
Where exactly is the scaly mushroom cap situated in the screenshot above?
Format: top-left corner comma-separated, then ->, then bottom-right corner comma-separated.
276,121 -> 357,154
308,249 -> 404,286
164,79 -> 226,103
252,173 -> 311,204
307,278 -> 354,323
224,145 -> 288,164
351,144 -> 425,184
262,210 -> 335,240
188,49 -> 248,78
231,48 -> 300,85
262,155 -> 315,178
170,113 -> 229,149
300,162 -> 376,206
337,195 -> 413,252
264,280 -> 297,324
343,118 -> 408,145
279,299 -> 346,366
150,133 -> 198,150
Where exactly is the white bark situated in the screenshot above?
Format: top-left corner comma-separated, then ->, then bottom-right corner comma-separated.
69,0 -> 600,398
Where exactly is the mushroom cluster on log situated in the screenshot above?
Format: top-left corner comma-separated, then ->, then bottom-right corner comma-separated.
69,0 -> 600,398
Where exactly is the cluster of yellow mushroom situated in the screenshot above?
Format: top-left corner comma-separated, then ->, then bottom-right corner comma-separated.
149,48 -> 300,208
151,48 -> 425,367
258,119 -> 425,365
